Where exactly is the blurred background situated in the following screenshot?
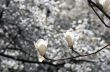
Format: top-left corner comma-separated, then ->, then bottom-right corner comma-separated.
0,0 -> 110,72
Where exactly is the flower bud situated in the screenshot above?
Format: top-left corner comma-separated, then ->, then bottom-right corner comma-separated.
103,0 -> 110,13
96,0 -> 110,13
34,39 -> 48,62
64,31 -> 73,48
96,0 -> 103,10
96,0 -> 104,5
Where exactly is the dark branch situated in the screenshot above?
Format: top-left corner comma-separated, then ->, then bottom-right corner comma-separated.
70,47 -> 81,55
46,43 -> 110,61
88,0 -> 110,28
0,52 -> 65,67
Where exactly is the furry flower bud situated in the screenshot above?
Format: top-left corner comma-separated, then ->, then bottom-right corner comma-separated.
64,31 -> 74,48
34,39 -> 48,62
103,0 -> 110,13
96,0 -> 110,13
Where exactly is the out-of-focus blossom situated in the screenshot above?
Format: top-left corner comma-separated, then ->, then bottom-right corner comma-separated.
103,0 -> 110,13
34,39 -> 48,62
64,31 -> 74,48
96,0 -> 110,13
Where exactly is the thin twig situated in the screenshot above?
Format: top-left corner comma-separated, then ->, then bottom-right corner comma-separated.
70,47 -> 81,55
74,43 -> 110,58
0,52 -> 65,67
46,43 -> 110,61
88,0 -> 110,28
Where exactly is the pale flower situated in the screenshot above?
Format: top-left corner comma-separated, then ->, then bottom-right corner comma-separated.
64,31 -> 74,48
96,0 -> 110,13
103,0 -> 110,13
34,39 -> 48,62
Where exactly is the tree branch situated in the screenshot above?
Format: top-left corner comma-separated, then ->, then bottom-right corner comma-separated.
88,0 -> 110,28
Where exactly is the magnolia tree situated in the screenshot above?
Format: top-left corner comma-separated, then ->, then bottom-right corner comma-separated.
0,0 -> 110,72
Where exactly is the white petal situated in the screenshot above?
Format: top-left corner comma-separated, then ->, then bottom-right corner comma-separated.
34,39 -> 48,56
64,31 -> 74,47
38,55 -> 45,62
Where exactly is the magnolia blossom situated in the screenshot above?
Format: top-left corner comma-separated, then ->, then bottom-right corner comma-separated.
34,39 -> 48,62
96,0 -> 110,13
103,0 -> 110,13
96,0 -> 105,5
64,31 -> 74,48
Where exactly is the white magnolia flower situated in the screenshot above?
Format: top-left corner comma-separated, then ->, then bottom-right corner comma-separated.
96,0 -> 104,5
103,0 -> 110,13
64,31 -> 74,48
96,0 -> 110,13
34,39 -> 48,62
